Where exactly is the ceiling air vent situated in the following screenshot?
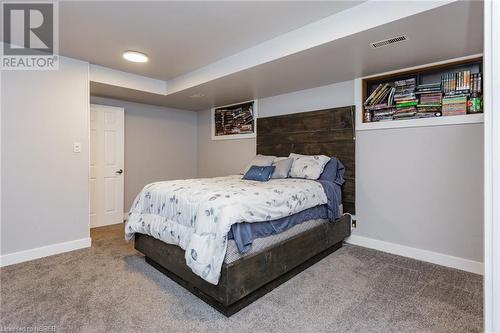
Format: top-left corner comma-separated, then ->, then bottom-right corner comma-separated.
370,35 -> 408,49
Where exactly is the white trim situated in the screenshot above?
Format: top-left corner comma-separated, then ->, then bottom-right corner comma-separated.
0,238 -> 92,267
346,234 -> 484,275
87,62 -> 91,234
357,113 -> 483,131
90,220 -> 121,228
211,100 -> 258,140
483,0 -> 500,331
355,54 -> 484,131
0,40 -> 3,259
483,1 -> 493,329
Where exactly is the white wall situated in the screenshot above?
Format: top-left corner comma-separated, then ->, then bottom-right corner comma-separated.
1,57 -> 91,258
90,97 -> 198,209
196,78 -> 484,267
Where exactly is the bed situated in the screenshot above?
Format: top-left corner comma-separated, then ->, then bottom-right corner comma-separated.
130,106 -> 356,316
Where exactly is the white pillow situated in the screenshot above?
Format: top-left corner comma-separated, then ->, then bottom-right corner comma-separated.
242,154 -> 276,174
289,153 -> 330,179
271,157 -> 293,179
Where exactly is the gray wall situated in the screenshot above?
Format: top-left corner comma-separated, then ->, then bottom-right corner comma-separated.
197,110 -> 256,177
356,125 -> 484,262
91,97 -> 198,209
258,80 -> 354,117
1,57 -> 90,254
196,79 -> 484,262
197,80 -> 354,177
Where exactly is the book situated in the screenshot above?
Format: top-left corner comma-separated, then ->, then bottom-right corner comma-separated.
365,103 -> 392,111
416,82 -> 441,94
442,94 -> 467,116
471,73 -> 482,94
393,112 -> 417,119
372,115 -> 394,122
415,89 -> 441,94
419,92 -> 442,105
417,82 -> 441,88
396,101 -> 418,108
373,86 -> 392,105
393,77 -> 417,117
372,108 -> 396,117
387,87 -> 396,106
442,70 -> 472,95
365,83 -> 391,107
394,78 -> 416,86
416,111 -> 442,118
417,103 -> 441,107
365,67 -> 482,122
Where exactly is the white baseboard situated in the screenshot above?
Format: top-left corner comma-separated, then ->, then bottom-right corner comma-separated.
90,214 -> 127,228
0,237 -> 92,267
346,234 -> 484,275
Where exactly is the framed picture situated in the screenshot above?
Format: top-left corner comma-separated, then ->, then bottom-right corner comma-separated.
211,100 -> 257,140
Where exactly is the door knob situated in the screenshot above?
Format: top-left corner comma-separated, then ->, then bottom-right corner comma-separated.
116,169 -> 123,174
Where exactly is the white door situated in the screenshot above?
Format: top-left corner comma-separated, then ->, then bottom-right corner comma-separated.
90,104 -> 125,228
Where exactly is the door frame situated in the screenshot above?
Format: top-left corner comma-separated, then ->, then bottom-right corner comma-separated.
483,1 -> 499,331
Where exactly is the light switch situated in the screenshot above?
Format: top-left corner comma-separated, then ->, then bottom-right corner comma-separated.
73,142 -> 81,153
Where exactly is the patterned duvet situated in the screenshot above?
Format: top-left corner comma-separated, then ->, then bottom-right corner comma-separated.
125,175 -> 327,284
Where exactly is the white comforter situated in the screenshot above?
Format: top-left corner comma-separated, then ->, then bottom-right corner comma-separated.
125,175 -> 327,284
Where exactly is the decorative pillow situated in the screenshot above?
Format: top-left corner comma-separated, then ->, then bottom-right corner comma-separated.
319,157 -> 346,185
243,165 -> 276,182
289,153 -> 330,179
271,157 -> 293,179
242,154 -> 276,174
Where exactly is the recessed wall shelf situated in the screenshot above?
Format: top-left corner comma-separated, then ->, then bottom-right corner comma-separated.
355,54 -> 484,131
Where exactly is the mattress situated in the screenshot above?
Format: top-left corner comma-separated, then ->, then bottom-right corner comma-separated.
224,218 -> 330,264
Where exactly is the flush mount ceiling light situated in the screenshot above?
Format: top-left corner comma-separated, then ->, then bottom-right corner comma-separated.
122,51 -> 148,63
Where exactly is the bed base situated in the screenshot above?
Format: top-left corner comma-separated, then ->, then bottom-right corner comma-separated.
135,214 -> 351,317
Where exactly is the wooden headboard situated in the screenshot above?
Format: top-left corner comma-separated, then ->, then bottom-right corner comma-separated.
256,106 -> 356,214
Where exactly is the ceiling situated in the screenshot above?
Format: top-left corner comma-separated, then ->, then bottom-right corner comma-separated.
90,1 -> 484,111
60,1 -> 363,80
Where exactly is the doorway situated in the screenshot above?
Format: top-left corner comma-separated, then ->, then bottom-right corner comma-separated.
89,104 -> 125,228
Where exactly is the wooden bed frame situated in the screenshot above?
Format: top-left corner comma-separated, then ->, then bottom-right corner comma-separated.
134,106 -> 356,316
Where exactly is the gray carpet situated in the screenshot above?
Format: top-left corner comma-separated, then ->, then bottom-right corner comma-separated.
1,224 -> 483,332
